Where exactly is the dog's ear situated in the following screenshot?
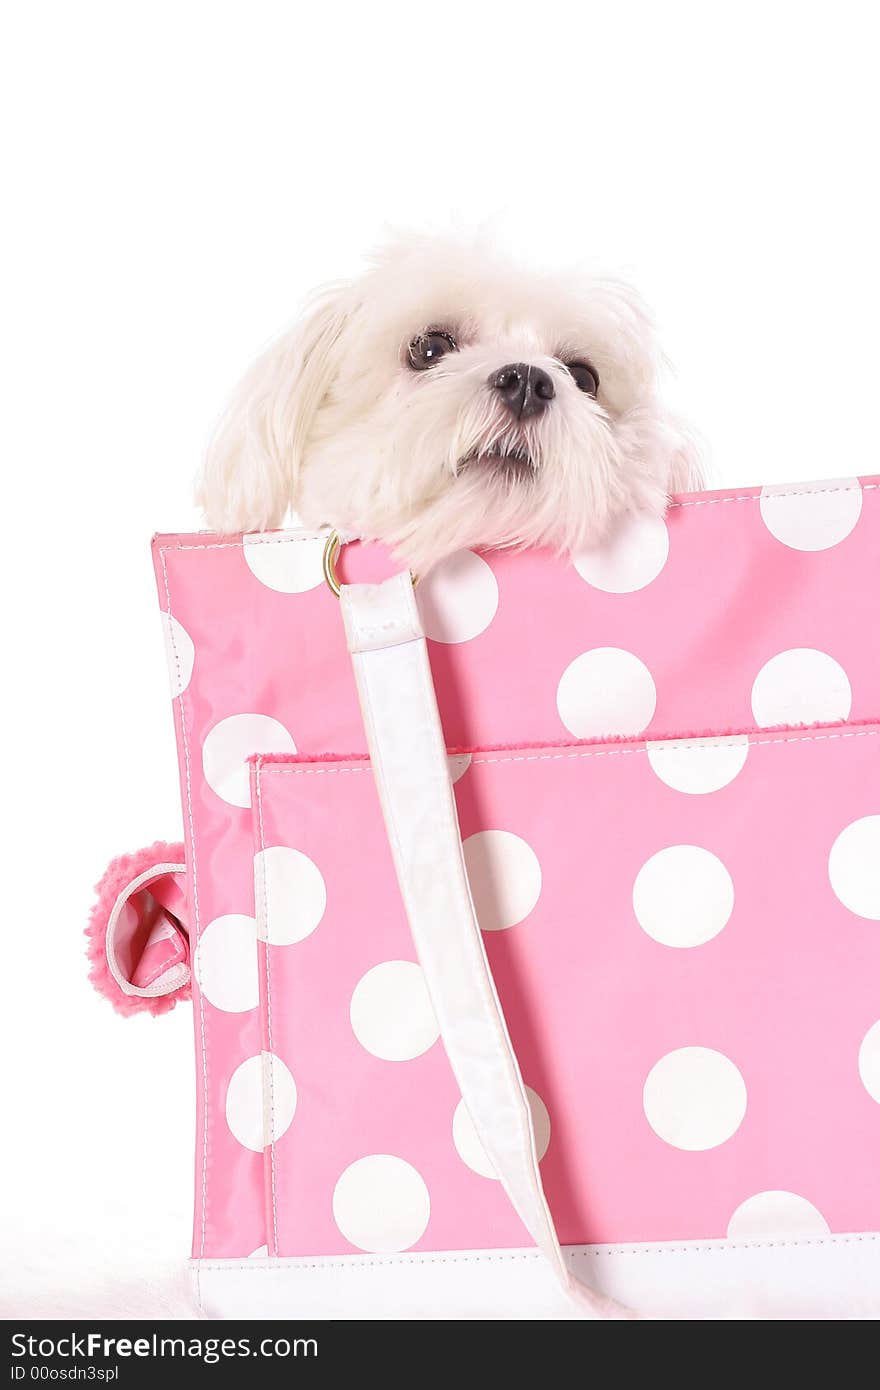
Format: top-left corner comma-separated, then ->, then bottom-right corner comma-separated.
615,405 -> 707,511
581,277 -> 707,498
197,283 -> 352,533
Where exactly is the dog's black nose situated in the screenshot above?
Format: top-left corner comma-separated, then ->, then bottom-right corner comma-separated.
489,363 -> 555,419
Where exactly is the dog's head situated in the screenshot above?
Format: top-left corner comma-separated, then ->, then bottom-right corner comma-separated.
198,233 -> 702,569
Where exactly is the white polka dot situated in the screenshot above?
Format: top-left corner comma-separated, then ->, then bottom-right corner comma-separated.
633,845 -> 735,948
225,1052 -> 297,1152
727,1191 -> 830,1240
647,735 -> 750,794
760,480 -> 862,551
254,846 -> 327,943
202,714 -> 296,808
417,550 -> 498,643
463,830 -> 542,932
160,613 -> 195,698
574,512 -> 670,592
859,1019 -> 880,1104
243,533 -> 326,593
448,753 -> 472,783
750,649 -> 852,728
557,647 -> 657,739
452,1087 -> 550,1179
350,961 -> 439,1061
643,1047 -> 747,1150
828,816 -> 880,920
249,1245 -> 268,1258
194,914 -> 259,1012
332,1155 -> 430,1252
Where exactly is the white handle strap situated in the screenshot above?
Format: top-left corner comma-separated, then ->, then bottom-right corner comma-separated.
341,573 -> 634,1321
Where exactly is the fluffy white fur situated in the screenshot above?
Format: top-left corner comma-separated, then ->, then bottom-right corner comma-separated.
198,233 -> 702,570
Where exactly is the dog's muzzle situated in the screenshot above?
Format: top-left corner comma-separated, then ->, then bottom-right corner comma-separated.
460,444 -> 536,475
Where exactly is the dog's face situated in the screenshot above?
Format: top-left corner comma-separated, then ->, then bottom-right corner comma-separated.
199,235 -> 701,569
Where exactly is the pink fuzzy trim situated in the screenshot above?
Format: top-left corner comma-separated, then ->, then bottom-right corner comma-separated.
87,840 -> 189,1018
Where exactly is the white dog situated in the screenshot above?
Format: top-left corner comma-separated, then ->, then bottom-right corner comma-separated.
198,233 -> 702,570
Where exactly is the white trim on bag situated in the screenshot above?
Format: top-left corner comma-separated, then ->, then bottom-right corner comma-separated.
191,1232 -> 880,1321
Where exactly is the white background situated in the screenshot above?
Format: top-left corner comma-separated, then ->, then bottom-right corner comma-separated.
2,0 -> 878,1315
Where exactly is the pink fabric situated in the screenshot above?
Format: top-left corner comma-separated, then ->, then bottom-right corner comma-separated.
152,478 -> 880,1262
253,726 -> 880,1254
87,842 -> 189,1017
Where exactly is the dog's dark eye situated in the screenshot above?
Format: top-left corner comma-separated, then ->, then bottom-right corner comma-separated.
408,331 -> 458,370
566,360 -> 600,396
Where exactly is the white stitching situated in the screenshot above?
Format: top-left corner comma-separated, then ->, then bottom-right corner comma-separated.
192,1230 -> 880,1271
159,550 -> 208,1313
668,482 -> 877,509
256,726 -> 880,777
158,534 -> 330,553
255,764 -> 280,1258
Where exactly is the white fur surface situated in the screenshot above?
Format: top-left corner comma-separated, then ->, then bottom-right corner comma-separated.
198,233 -> 702,570
0,1234 -> 200,1321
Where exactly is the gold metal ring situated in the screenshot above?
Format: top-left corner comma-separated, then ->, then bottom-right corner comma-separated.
322,529 -> 418,598
322,530 -> 345,598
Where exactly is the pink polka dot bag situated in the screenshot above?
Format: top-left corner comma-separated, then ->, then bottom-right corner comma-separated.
89,476 -> 880,1319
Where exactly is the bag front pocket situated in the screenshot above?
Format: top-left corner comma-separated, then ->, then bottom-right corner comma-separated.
249,723 -> 880,1260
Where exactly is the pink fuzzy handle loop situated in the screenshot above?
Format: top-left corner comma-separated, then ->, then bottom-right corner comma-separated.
86,841 -> 190,1017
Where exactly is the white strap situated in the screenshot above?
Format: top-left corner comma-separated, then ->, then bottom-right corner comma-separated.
341,573 -> 634,1321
